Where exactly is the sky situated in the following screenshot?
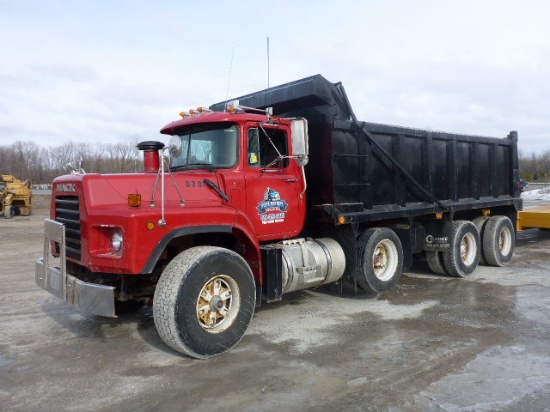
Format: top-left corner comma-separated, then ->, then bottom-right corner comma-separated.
1,0 -> 549,154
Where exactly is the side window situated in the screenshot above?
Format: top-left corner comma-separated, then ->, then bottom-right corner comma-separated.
248,128 -> 260,166
248,127 -> 289,168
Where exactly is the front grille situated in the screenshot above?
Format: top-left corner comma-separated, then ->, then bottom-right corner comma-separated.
55,196 -> 82,260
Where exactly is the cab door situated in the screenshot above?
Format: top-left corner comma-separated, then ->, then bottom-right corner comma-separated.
244,123 -> 305,241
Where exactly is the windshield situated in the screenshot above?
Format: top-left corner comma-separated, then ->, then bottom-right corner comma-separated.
170,123 -> 239,170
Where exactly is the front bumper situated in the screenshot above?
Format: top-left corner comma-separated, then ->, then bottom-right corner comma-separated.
35,219 -> 116,318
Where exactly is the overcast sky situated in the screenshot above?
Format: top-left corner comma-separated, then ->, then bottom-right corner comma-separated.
1,0 -> 549,154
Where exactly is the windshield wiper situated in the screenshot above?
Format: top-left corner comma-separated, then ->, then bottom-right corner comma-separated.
171,162 -> 216,171
204,178 -> 230,201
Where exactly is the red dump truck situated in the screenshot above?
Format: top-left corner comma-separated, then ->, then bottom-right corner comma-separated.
36,75 -> 522,358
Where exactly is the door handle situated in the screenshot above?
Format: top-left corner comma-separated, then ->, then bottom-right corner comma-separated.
285,178 -> 298,183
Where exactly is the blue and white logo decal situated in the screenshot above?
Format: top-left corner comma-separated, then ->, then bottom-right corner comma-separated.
257,188 -> 288,224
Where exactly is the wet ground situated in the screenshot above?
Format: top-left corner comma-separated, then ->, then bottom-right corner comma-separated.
1,200 -> 550,411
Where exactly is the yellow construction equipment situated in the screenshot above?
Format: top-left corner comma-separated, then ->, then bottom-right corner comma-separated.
0,175 -> 32,219
517,207 -> 550,231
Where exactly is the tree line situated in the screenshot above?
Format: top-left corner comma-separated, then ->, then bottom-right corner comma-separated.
519,149 -> 550,184
0,140 -> 144,184
1,140 -> 549,185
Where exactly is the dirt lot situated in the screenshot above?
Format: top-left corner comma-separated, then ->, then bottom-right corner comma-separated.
1,195 -> 550,411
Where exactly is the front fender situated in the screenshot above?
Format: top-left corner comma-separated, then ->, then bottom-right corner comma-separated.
141,225 -> 233,273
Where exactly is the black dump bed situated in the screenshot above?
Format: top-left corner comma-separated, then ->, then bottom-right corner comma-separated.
211,75 -> 522,223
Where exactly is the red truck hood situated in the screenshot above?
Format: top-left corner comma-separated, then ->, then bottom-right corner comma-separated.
53,171 -> 225,208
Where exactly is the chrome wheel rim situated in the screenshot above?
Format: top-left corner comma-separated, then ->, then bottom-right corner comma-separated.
196,275 -> 240,334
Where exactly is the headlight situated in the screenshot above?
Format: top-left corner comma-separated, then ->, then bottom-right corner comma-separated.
110,231 -> 123,253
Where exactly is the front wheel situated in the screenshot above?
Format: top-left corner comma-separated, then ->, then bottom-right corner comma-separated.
356,227 -> 403,293
3,205 -> 13,219
153,246 -> 256,359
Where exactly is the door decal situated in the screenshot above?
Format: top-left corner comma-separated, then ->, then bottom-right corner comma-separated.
257,188 -> 288,224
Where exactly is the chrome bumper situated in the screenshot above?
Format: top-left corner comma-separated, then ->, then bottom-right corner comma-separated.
35,219 -> 116,318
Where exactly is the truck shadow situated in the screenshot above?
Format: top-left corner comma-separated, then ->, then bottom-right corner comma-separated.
40,301 -> 181,356
252,282 -> 379,313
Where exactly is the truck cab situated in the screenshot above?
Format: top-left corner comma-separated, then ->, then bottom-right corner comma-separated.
36,104 -> 341,359
160,109 -> 308,242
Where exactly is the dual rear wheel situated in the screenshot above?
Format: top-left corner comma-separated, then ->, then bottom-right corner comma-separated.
426,215 -> 515,277
325,226 -> 404,294
482,216 -> 515,266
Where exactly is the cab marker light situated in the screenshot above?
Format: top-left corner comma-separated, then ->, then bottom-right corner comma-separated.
128,193 -> 141,207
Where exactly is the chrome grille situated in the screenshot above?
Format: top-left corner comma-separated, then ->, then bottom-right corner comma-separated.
55,196 -> 81,260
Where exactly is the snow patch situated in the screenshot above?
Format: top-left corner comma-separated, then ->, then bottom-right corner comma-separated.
521,185 -> 550,201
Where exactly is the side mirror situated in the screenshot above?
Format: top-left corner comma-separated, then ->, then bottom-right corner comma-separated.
291,118 -> 309,167
168,135 -> 182,158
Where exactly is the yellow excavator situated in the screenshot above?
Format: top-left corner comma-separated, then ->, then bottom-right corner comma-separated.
0,175 -> 32,219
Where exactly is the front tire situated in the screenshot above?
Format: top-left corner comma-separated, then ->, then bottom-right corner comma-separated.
3,205 -> 13,219
153,246 -> 256,359
356,227 -> 403,293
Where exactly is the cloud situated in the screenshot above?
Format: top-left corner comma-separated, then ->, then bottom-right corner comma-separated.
0,0 -> 549,154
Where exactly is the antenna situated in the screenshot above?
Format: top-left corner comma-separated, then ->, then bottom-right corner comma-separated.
267,36 -> 270,90
224,47 -> 235,111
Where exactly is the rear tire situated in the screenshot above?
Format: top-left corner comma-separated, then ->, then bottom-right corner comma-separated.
483,216 -> 515,267
323,226 -> 358,283
356,227 -> 403,293
442,220 -> 480,278
472,216 -> 489,265
426,251 -> 447,275
153,246 -> 255,359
